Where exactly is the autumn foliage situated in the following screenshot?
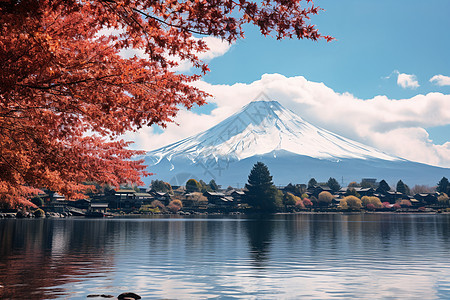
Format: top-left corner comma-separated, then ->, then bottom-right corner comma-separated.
0,0 -> 330,208
339,196 -> 362,210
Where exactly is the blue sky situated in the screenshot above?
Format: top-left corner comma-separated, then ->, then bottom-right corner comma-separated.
126,0 -> 450,168
204,0 -> 450,98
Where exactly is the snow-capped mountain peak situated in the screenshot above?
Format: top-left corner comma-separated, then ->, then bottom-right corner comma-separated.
147,100 -> 399,162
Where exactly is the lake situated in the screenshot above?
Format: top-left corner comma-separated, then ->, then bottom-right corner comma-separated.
1,214 -> 450,299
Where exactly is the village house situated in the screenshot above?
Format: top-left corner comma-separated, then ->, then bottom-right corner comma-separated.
203,191 -> 235,210
338,187 -> 375,197
307,185 -> 332,198
89,203 -> 108,213
414,193 -> 438,206
113,189 -> 139,209
230,190 -> 245,203
67,198 -> 91,210
148,190 -> 172,205
384,191 -> 404,204
183,193 -> 208,211
134,192 -> 154,205
40,191 -> 69,213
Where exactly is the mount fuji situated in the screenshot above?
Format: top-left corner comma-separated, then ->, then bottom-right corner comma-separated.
140,100 -> 449,187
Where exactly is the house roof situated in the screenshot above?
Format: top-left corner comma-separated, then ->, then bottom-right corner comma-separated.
155,191 -> 169,196
115,189 -> 136,194
386,191 -> 403,195
134,193 -> 152,197
91,203 -> 108,208
204,191 -> 225,197
231,190 -> 245,195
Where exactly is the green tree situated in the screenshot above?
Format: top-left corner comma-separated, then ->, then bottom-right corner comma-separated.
283,192 -> 300,206
284,183 -> 305,196
151,180 -> 173,194
284,183 -> 297,195
377,179 -> 391,193
244,162 -> 280,212
308,178 -> 317,189
396,180 -> 407,195
345,188 -> 360,198
327,177 -> 341,193
186,179 -> 201,193
199,180 -> 211,193
30,196 -> 44,207
437,177 -> 449,194
208,179 -> 219,191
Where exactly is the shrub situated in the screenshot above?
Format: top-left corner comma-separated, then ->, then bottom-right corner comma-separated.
284,192 -> 300,206
339,196 -> 362,210
399,199 -> 412,207
139,204 -> 161,213
318,191 -> 334,206
362,196 -> 382,209
437,193 -> 449,206
186,179 -> 201,193
369,197 -> 382,208
150,200 -> 165,209
302,198 -> 313,207
34,208 -> 45,218
366,203 -> 376,211
167,200 -> 183,213
393,203 -> 401,210
295,199 -> 305,209
361,196 -> 370,207
185,192 -> 208,207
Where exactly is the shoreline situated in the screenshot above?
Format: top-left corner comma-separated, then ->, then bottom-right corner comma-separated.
1,210 -> 449,219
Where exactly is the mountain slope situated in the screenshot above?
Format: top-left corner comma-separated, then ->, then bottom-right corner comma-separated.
141,100 -> 448,186
149,100 -> 399,162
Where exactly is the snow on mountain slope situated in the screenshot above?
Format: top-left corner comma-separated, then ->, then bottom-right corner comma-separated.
147,100 -> 400,163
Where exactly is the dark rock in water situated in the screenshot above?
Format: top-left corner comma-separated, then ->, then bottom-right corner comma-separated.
86,294 -> 115,298
118,292 -> 141,299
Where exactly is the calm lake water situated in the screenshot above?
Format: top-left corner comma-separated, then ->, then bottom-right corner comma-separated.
1,214 -> 450,299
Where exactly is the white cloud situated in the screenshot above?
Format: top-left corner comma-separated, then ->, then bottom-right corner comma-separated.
430,74 -> 450,86
171,36 -> 232,72
119,36 -> 231,72
126,74 -> 450,168
397,72 -> 419,89
97,27 -> 232,72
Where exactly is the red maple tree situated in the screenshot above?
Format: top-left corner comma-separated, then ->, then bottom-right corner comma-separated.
0,0 -> 331,208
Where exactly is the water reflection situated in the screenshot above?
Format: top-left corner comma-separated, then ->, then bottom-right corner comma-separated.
0,214 -> 450,299
0,219 -> 115,299
244,215 -> 275,267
